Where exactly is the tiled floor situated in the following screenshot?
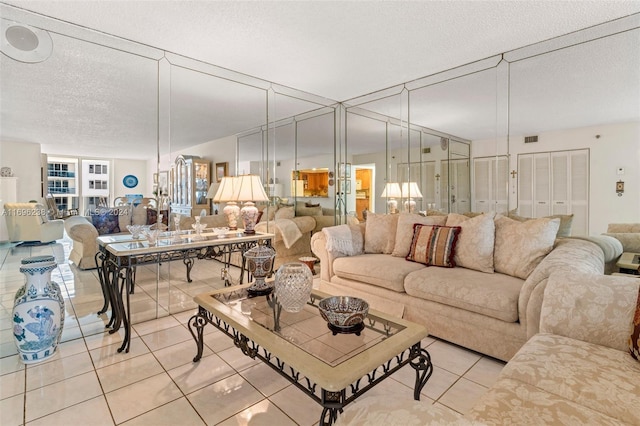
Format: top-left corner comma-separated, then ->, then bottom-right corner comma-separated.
0,234 -> 505,425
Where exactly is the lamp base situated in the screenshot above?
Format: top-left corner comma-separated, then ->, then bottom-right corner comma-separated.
241,201 -> 260,234
223,202 -> 240,230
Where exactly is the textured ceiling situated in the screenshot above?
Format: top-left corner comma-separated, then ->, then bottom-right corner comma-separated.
1,1 -> 639,159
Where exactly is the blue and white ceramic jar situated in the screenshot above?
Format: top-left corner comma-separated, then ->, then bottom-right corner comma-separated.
12,255 -> 65,364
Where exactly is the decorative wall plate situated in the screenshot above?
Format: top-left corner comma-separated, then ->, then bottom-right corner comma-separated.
123,175 -> 138,188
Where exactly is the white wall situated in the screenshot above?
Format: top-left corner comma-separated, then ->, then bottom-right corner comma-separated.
0,141 -> 42,201
112,158 -> 149,198
472,121 -> 640,234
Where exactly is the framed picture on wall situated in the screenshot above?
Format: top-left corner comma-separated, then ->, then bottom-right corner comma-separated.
158,171 -> 169,196
216,162 -> 228,183
338,162 -> 351,178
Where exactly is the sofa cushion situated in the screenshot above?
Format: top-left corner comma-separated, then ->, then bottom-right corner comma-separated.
404,267 -> 523,322
407,225 -> 461,268
472,333 -> 640,425
333,254 -> 424,292
494,215 -> 560,279
131,204 -> 148,226
392,213 -> 447,257
275,206 -> 295,220
295,202 -> 323,217
631,289 -> 640,362
508,210 -> 573,238
446,213 -> 495,273
364,213 -> 398,254
603,232 -> 640,253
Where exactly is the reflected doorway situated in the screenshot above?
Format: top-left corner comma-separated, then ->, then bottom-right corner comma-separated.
354,164 -> 375,221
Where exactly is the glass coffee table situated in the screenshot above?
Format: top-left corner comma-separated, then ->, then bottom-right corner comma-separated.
189,283 -> 432,425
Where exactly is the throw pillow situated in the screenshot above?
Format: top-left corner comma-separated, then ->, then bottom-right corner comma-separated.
392,213 -> 447,257
630,288 -> 640,362
91,212 -> 121,235
364,213 -> 399,254
275,206 -> 295,220
508,210 -> 574,238
146,208 -> 169,226
446,212 -> 495,273
494,215 -> 560,279
406,224 -> 461,268
426,209 -> 447,216
305,202 -> 320,207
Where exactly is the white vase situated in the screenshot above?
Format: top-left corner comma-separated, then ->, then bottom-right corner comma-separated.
12,255 -> 65,364
275,262 -> 314,313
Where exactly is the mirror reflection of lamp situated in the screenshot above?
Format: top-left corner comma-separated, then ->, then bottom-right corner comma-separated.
234,175 -> 269,234
211,176 -> 240,230
381,182 -> 402,214
401,182 -> 423,213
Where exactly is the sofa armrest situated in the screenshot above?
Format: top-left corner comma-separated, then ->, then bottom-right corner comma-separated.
518,238 -> 605,340
65,215 -> 99,246
540,271 -> 639,351
290,216 -> 316,234
311,231 -> 332,280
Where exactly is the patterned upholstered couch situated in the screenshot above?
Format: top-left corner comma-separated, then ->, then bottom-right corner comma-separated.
311,212 -> 610,361
336,271 -> 640,425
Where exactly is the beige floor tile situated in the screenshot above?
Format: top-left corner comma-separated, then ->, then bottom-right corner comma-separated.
188,374 -> 264,425
171,309 -> 199,326
168,352 -> 235,394
97,352 -> 164,393
239,362 -> 292,397
0,368 -> 25,400
120,397 -> 205,426
139,324 -> 192,352
438,377 -> 489,415
218,398 -> 298,426
391,362 -> 459,401
0,353 -> 24,375
53,337 -> 88,359
25,371 -> 102,422
270,385 -> 323,426
0,393 -> 24,425
105,373 -> 183,424
463,356 -> 506,388
26,395 -> 114,426
89,336 -> 150,369
427,340 -> 482,376
203,328 -> 236,352
26,352 -> 94,391
132,315 -> 181,336
218,345 -> 262,372
153,339 -> 211,371
84,327 -> 136,351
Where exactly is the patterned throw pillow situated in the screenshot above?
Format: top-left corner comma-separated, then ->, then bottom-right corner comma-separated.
391,213 -> 447,257
406,224 -> 461,268
630,289 -> 640,362
494,215 -> 560,279
91,212 -> 121,235
446,212 -> 495,273
364,213 -> 399,254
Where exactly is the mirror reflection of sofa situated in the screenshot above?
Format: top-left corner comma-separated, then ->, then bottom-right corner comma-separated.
4,202 -> 64,244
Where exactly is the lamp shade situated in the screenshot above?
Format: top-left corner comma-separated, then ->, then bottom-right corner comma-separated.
233,175 -> 269,202
212,176 -> 237,202
401,182 -> 423,199
381,182 -> 401,198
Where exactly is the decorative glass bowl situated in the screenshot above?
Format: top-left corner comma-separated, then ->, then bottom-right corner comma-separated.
318,296 -> 369,335
126,224 -> 144,239
212,227 -> 229,238
274,262 -> 314,313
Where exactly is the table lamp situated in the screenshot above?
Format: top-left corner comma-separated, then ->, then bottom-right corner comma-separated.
401,182 -> 423,213
234,175 -> 269,234
381,182 -> 402,214
212,176 -> 240,230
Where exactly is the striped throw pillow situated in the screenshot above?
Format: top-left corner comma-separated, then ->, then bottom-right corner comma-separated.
630,288 -> 640,362
406,224 -> 461,268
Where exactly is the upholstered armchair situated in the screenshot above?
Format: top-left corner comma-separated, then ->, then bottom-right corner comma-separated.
4,202 -> 64,243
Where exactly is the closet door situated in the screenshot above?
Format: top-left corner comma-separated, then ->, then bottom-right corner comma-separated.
494,156 -> 509,214
454,159 -> 470,213
570,150 -> 589,235
517,154 -> 534,217
473,158 -> 491,212
533,153 -> 551,217
551,152 -> 570,215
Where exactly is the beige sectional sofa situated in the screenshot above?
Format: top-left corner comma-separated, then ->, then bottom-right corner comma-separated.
311,212 -> 606,361
336,271 -> 640,425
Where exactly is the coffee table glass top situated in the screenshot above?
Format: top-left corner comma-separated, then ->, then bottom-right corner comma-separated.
213,286 -> 406,367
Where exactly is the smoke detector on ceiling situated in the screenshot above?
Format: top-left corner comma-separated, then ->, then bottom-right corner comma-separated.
1,19 -> 53,63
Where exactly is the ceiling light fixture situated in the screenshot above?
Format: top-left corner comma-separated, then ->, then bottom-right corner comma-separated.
1,19 -> 53,63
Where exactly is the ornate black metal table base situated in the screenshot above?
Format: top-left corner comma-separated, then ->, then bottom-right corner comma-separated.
188,305 -> 433,425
